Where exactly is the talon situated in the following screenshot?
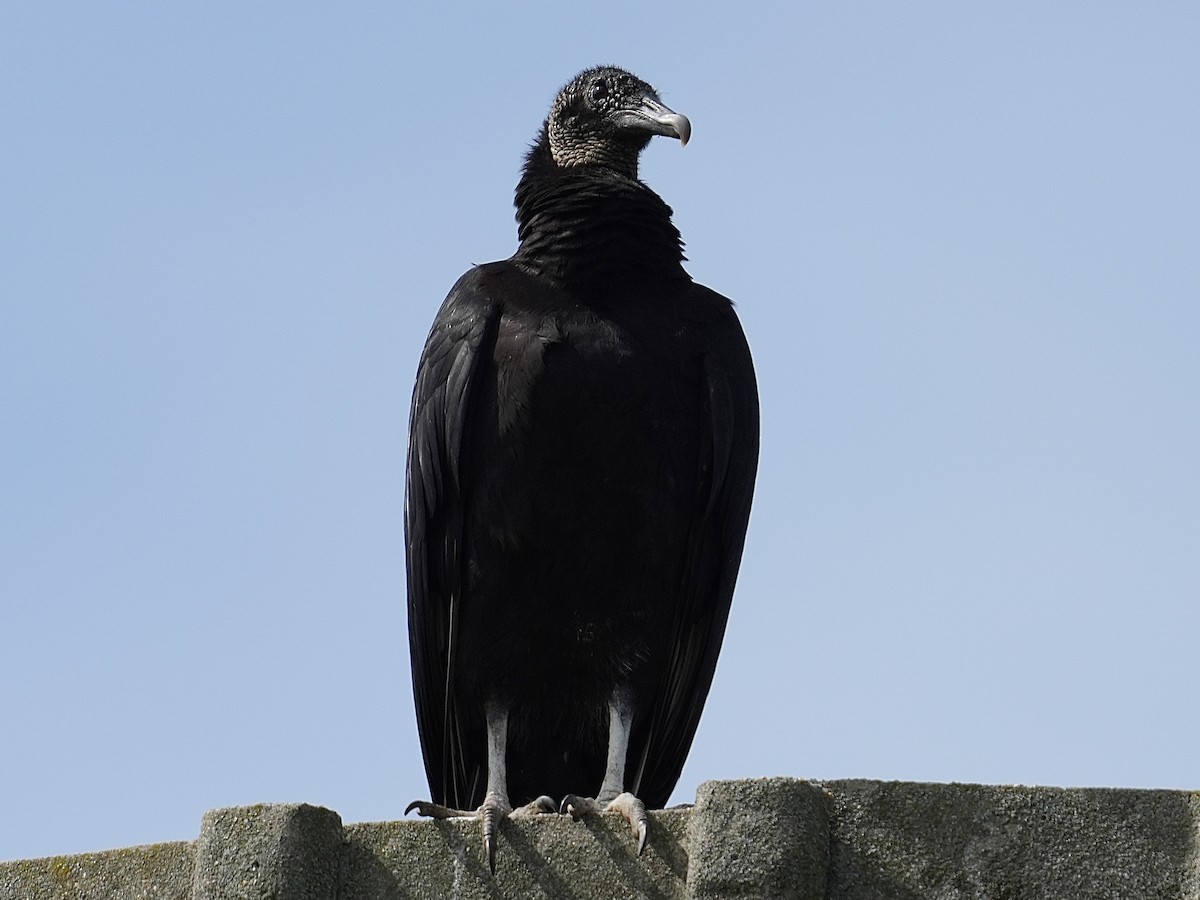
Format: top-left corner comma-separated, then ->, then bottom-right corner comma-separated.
405,799 -> 471,819
480,791 -> 510,874
560,793 -> 599,818
607,792 -> 650,853
515,795 -> 557,816
483,816 -> 497,874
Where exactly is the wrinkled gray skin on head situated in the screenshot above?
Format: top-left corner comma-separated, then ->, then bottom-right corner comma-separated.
546,66 -> 691,178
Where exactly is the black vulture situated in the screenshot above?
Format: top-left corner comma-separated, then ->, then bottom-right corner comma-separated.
405,66 -> 758,871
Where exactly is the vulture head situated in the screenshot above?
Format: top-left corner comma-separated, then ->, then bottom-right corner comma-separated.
545,66 -> 691,177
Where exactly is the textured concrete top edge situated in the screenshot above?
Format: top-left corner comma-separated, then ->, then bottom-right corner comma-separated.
6,778 -> 1199,864
820,776 -> 1200,794
4,778 -> 1199,900
0,838 -> 195,867
0,839 -> 197,900
6,778 -> 1200,864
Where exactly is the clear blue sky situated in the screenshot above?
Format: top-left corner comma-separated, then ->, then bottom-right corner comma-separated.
3,2 -> 1198,863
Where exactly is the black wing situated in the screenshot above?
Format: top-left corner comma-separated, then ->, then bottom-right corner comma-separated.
629,283 -> 759,807
405,267 -> 500,808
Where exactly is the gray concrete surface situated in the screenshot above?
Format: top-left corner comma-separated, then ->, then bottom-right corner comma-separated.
3,778 -> 1198,899
192,803 -> 343,900
822,779 -> 1200,899
687,778 -> 829,899
341,806 -> 690,900
0,840 -> 195,900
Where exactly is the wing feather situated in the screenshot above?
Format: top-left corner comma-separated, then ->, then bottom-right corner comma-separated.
633,286 -> 759,806
406,269 -> 500,808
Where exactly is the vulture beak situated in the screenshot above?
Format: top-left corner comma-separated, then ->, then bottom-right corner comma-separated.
617,95 -> 692,146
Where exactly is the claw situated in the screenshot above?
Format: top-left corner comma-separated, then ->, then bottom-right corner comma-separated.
560,793 -> 599,817
482,803 -> 500,874
517,795 -> 559,816
607,792 -> 649,854
481,791 -> 511,874
404,799 -> 472,818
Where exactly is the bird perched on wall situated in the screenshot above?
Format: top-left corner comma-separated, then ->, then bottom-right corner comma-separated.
405,66 -> 758,872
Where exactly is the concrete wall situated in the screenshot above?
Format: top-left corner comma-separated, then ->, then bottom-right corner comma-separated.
3,778 -> 1198,899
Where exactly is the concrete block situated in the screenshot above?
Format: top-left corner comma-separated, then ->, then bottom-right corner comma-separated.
0,840 -> 194,900
823,779 -> 1200,899
191,803 -> 343,900
341,807 -> 691,900
686,777 -> 830,900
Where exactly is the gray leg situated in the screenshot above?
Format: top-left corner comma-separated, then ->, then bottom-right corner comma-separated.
561,692 -> 650,853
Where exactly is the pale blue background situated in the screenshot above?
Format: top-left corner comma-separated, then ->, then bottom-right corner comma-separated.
3,3 -> 1198,863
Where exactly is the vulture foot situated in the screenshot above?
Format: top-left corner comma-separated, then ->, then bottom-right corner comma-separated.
560,791 -> 649,854
405,792 -> 557,873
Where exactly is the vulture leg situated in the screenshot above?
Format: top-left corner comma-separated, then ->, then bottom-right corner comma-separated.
406,700 -> 556,873
560,692 -> 650,854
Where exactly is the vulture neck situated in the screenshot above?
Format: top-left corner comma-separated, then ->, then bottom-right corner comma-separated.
513,132 -> 687,292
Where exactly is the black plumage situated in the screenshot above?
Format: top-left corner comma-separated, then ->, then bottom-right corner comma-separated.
405,66 -> 758,865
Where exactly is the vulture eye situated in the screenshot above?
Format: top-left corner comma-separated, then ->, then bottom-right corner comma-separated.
589,79 -> 609,103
